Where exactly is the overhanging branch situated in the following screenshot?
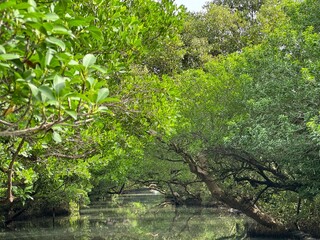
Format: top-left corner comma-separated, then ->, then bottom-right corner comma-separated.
0,114 -> 87,137
211,147 -> 289,181
0,121 -> 58,137
43,150 -> 97,159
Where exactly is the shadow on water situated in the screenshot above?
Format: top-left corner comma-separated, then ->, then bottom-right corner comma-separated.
0,193 -> 293,240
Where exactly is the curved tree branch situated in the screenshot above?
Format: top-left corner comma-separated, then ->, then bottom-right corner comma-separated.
210,146 -> 289,180
0,118 -> 71,137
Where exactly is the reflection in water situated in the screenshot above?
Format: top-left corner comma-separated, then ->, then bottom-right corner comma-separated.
0,194 -> 287,239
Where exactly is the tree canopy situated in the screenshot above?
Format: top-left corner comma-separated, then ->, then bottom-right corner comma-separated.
1,0 -> 320,237
0,0 -> 182,217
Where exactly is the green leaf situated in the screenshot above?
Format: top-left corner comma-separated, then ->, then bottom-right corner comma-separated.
52,25 -> 71,35
97,106 -> 109,112
71,93 -> 91,102
28,83 -> 39,97
96,88 -> 109,103
42,22 -> 54,32
82,54 -> 96,68
53,75 -> 66,95
46,37 -> 66,51
39,86 -> 55,101
0,54 -> 20,60
52,125 -> 62,131
25,22 -> 44,32
24,12 -> 44,18
44,13 -> 60,21
28,0 -> 36,8
91,65 -> 108,74
0,45 -> 6,54
86,26 -> 103,41
0,1 -> 16,11
68,60 -> 78,65
45,48 -> 55,66
112,26 -> 119,32
86,77 -> 95,88
16,2 -> 32,9
65,110 -> 77,120
52,131 -> 62,143
68,18 -> 90,27
0,63 -> 10,68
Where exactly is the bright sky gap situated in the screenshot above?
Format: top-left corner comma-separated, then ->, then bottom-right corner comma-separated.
174,0 -> 208,12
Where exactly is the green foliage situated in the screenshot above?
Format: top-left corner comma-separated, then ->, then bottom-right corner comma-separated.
0,0 -> 116,207
122,0 -> 186,75
230,14 -> 320,192
0,0 -> 183,215
209,0 -> 265,21
180,2 -> 257,69
3,0 -> 320,234
144,0 -> 320,232
176,54 -> 249,147
285,0 -> 320,32
214,0 -> 320,228
89,73 -> 180,195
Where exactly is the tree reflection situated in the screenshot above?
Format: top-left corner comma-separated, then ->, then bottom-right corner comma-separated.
0,195 -> 247,239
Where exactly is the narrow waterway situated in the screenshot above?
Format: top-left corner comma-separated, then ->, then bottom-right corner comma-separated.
0,193 -> 291,239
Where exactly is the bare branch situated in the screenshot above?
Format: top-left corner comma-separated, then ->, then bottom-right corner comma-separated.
0,118 -> 69,137
253,186 -> 269,205
43,150 -> 96,160
0,119 -> 16,127
234,176 -> 301,192
155,155 -> 184,163
211,147 -> 289,180
7,137 -> 26,203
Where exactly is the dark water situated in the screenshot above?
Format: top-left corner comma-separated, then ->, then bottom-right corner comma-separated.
0,194 -> 290,240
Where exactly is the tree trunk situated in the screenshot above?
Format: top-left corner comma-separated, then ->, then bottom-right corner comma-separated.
170,142 -> 289,232
199,170 -> 285,230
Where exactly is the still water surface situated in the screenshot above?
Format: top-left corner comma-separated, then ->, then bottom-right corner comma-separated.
0,194 -> 290,240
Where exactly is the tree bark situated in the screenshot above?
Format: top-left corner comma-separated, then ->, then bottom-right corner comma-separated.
6,137 -> 26,203
198,170 -> 284,230
169,142 -> 288,232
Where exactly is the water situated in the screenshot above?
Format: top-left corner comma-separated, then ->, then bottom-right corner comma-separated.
0,194 -> 289,240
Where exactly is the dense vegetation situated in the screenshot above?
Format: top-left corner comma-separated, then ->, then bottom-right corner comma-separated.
1,0 -> 320,237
